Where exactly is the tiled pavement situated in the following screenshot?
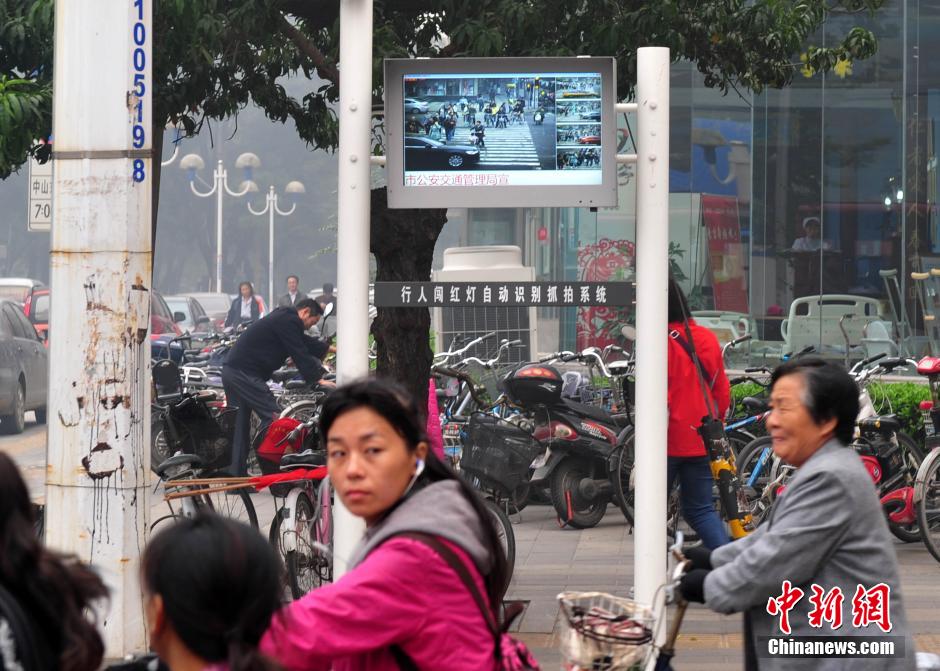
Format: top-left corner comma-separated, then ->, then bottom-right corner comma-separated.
505,504 -> 940,670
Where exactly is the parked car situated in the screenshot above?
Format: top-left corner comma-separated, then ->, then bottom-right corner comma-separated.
404,97 -> 429,114
180,292 -> 232,331
404,136 -> 481,169
0,299 -> 47,433
22,287 -> 49,344
164,295 -> 214,334
580,110 -> 601,121
0,278 -> 45,306
150,291 -> 186,361
577,135 -> 601,145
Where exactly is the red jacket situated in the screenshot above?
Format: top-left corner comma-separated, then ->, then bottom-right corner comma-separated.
667,320 -> 731,457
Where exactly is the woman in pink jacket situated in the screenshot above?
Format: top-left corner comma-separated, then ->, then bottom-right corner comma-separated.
261,378 -> 509,671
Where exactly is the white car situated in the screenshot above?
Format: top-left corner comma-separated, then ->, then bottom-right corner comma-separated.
404,98 -> 429,114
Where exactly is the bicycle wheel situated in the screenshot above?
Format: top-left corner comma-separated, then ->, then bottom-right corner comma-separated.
199,473 -> 259,530
483,497 -> 515,597
280,399 -> 321,423
551,458 -> 608,529
727,429 -> 758,460
886,432 -> 924,543
665,484 -> 701,547
611,431 -> 635,524
150,411 -> 196,474
150,513 -> 180,534
285,491 -> 326,599
918,450 -> 940,563
736,436 -> 774,496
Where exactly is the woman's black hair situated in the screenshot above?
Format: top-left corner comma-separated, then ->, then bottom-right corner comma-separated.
770,356 -> 860,445
142,514 -> 282,671
0,453 -> 108,671
667,276 -> 692,323
319,378 -> 510,607
239,281 -> 254,295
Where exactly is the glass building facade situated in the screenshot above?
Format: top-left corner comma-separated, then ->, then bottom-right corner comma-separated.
444,0 -> 940,364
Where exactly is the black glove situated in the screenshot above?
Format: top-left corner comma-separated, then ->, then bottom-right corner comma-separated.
683,545 -> 713,571
679,568 -> 709,603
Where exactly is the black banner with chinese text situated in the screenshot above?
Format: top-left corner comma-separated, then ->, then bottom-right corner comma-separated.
373,282 -> 633,307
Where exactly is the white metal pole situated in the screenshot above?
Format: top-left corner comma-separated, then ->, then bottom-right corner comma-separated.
633,46 -> 670,630
46,0 -> 152,657
269,188 -> 276,309
216,162 -> 225,292
333,0 -> 373,577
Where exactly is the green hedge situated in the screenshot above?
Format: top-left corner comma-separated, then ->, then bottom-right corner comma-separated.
865,382 -> 931,438
729,379 -> 931,439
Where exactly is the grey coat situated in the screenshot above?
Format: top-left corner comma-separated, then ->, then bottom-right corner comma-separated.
277,292 -> 303,308
704,440 -> 915,670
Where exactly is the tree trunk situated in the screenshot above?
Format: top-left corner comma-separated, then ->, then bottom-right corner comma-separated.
369,187 -> 447,410
151,122 -> 165,249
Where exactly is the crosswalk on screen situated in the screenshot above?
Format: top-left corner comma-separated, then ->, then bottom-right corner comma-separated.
402,72 -> 603,188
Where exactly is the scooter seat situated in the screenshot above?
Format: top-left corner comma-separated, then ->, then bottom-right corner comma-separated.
561,398 -> 629,429
280,450 -> 327,469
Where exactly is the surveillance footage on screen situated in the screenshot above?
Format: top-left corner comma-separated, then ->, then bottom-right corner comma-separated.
401,72 -> 603,187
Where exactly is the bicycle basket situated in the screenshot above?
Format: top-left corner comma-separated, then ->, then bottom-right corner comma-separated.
557,591 -> 654,671
166,398 -> 235,471
459,413 -> 541,496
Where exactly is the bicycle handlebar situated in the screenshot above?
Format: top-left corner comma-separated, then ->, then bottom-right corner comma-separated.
721,334 -> 752,358
434,331 -> 496,362
430,364 -> 489,406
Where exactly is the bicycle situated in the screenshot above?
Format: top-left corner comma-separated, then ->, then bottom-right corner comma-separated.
914,355 -> 940,563
558,532 -> 692,670
153,451 -> 259,532
737,353 -> 924,538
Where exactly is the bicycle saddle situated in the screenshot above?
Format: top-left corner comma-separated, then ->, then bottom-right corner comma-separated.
155,452 -> 206,478
271,368 -> 300,383
857,415 -> 901,435
280,450 -> 327,469
741,396 -> 769,413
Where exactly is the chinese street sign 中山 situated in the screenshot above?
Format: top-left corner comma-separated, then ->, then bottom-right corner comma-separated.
374,281 -> 633,307
28,156 -> 53,232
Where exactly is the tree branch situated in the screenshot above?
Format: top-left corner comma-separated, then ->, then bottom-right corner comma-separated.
277,14 -> 340,87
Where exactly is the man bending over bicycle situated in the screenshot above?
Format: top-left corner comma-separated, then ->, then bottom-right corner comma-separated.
222,298 -> 334,476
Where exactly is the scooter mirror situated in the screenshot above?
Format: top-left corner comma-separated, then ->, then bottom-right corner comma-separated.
621,324 -> 637,341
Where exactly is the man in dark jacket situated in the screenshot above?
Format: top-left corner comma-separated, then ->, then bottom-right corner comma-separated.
221,299 -> 333,475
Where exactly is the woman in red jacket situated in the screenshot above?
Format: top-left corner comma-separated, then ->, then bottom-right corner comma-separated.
666,278 -> 731,549
261,378 -> 510,671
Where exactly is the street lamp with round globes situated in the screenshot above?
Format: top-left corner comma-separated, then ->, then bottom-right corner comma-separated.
247,180 -> 307,309
181,152 -> 261,292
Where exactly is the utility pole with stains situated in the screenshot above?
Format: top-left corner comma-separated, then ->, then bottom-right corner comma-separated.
45,0 -> 152,656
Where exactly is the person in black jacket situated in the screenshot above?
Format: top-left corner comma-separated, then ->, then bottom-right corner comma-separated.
221,299 -> 333,476
0,453 -> 108,671
225,281 -> 261,329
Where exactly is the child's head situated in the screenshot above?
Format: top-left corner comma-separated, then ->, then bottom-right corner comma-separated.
142,514 -> 282,671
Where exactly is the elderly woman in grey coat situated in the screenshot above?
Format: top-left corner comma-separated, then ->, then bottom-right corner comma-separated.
678,357 -> 915,670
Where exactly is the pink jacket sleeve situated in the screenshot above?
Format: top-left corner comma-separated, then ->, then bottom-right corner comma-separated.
261,540 -> 431,670
426,378 -> 445,460
260,538 -> 493,671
